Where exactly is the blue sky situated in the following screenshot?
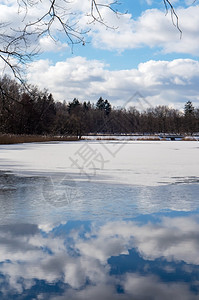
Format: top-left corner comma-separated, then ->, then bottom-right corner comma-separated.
1,0 -> 199,109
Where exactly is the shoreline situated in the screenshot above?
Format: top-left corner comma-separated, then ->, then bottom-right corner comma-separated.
0,134 -> 80,145
0,134 -> 198,144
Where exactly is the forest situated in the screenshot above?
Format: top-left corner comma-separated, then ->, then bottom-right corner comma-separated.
0,75 -> 199,137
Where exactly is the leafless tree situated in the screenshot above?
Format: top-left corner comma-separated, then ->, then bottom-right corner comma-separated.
0,1 -> 121,81
0,0 -> 189,85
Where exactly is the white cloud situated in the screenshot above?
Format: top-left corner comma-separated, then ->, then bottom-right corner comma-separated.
83,4 -> 199,55
1,1 -> 199,56
1,2 -> 199,109
43,3 -> 199,56
39,36 -> 69,53
27,57 -> 199,109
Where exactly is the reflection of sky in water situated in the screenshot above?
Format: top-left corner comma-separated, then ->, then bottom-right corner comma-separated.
0,214 -> 199,299
0,170 -> 199,299
0,171 -> 199,224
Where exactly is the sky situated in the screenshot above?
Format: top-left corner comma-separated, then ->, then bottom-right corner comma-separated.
1,0 -> 199,110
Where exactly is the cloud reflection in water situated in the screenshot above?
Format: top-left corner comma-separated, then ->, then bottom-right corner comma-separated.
0,214 -> 199,299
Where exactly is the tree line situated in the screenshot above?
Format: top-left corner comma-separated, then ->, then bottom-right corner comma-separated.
0,76 -> 199,136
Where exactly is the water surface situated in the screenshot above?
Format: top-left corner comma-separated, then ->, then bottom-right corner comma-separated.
0,141 -> 199,299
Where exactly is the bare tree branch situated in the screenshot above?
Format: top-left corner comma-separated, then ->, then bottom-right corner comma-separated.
0,0 -> 191,85
163,0 -> 182,37
0,0 -> 123,83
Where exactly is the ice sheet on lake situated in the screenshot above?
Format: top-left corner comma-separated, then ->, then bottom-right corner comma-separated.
0,140 -> 199,186
0,141 -> 199,224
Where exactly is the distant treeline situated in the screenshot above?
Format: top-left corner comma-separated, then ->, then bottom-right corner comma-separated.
0,75 -> 199,136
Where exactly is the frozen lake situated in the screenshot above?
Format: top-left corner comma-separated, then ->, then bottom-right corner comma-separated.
0,140 -> 199,299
